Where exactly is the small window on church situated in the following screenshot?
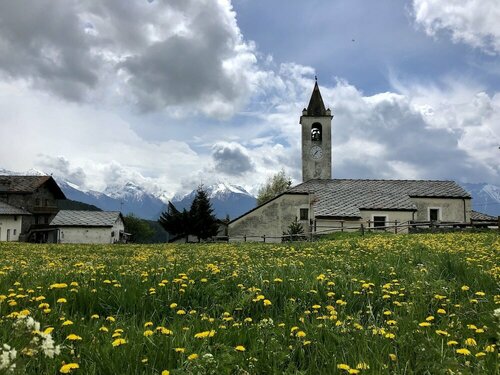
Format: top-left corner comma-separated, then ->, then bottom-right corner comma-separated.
299,208 -> 309,221
429,208 -> 440,222
311,123 -> 322,141
373,216 -> 387,229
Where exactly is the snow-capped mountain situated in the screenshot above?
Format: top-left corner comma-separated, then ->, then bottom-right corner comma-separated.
171,182 -> 257,220
58,179 -> 166,220
460,183 -> 500,217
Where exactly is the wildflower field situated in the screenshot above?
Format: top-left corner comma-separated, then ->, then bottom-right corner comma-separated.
0,233 -> 498,374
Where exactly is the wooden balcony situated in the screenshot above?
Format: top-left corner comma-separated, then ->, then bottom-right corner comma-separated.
31,206 -> 59,214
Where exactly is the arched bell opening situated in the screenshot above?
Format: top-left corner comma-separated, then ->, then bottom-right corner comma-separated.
311,123 -> 322,141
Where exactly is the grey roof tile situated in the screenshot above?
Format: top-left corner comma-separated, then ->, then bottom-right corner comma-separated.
0,201 -> 31,215
50,210 -> 122,227
470,210 -> 497,221
288,179 -> 470,217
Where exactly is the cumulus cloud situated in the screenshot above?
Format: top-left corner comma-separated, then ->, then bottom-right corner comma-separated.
212,142 -> 254,176
326,79 -> 500,183
412,0 -> 500,54
0,0 -> 263,116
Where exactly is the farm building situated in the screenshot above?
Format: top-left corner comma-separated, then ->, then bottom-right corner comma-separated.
49,210 -> 128,244
229,81 -> 473,241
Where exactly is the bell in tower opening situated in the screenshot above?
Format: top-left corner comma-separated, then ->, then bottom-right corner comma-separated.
311,123 -> 322,141
299,79 -> 333,181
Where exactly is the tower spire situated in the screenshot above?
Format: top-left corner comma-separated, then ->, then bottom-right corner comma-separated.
306,79 -> 327,116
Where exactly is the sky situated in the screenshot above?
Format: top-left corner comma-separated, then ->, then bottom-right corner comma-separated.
0,0 -> 499,197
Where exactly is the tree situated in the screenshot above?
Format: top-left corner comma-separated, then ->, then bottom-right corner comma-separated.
124,214 -> 155,243
256,169 -> 292,206
158,202 -> 190,240
189,186 -> 219,241
282,218 -> 306,242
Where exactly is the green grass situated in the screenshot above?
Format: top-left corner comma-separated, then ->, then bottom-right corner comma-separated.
0,233 -> 498,374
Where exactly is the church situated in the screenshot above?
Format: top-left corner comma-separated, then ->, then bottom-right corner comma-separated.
228,81 -> 472,241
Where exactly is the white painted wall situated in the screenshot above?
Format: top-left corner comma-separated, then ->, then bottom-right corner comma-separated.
57,217 -> 125,244
0,215 -> 23,242
410,197 -> 470,222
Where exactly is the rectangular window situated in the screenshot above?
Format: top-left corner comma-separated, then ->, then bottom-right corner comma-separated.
299,208 -> 309,221
44,216 -> 49,224
45,199 -> 49,207
373,216 -> 387,229
429,208 -> 440,221
13,229 -> 16,235
35,198 -> 40,206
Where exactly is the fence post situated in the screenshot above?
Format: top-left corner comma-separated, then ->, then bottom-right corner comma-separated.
360,223 -> 365,236
262,235 -> 266,243
367,220 -> 371,233
243,235 -> 246,242
395,220 -> 398,234
341,220 -> 344,233
498,216 -> 500,232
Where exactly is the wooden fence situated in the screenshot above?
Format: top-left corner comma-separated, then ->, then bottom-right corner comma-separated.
216,217 -> 499,243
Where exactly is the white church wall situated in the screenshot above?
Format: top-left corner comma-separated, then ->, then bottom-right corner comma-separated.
410,198 -> 471,222
229,194 -> 310,242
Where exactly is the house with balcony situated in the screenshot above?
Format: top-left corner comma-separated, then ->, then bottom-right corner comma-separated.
0,175 -> 66,242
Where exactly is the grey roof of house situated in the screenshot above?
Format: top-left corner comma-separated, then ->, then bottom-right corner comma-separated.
470,210 -> 497,221
288,179 -> 471,218
0,201 -> 31,215
50,210 -> 122,227
0,175 -> 66,198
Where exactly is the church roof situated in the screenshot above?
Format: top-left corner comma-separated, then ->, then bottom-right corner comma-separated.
288,179 -> 471,218
305,80 -> 328,116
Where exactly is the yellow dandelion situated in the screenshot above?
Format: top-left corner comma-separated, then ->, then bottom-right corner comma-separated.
235,345 -> 246,352
112,338 -> 127,347
456,348 -> 471,356
464,338 -> 477,346
143,330 -> 154,337
187,353 -> 198,361
66,334 -> 82,341
59,363 -> 79,373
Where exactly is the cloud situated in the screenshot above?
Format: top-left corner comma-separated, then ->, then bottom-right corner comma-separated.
212,142 -> 254,176
327,79 -> 500,183
412,0 -> 500,54
38,155 -> 87,186
0,0 -> 264,117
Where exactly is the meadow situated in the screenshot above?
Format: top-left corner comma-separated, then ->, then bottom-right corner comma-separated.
0,233 -> 498,374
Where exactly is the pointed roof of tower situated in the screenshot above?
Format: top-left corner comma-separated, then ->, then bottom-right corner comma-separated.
306,78 -> 327,116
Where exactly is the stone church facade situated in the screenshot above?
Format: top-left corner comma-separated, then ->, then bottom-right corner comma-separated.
228,81 -> 472,241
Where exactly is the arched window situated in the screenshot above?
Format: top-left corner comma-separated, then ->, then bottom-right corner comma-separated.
311,123 -> 322,141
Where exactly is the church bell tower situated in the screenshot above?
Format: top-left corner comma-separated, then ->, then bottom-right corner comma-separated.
300,79 -> 332,181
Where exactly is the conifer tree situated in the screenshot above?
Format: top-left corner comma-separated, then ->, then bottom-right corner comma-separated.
189,185 -> 218,241
158,202 -> 190,240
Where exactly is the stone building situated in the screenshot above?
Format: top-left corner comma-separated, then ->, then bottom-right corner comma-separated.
0,176 -> 66,241
49,210 -> 127,244
228,80 -> 472,241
